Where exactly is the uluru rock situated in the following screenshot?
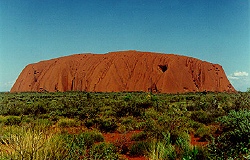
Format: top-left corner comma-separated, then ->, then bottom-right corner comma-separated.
11,50 -> 235,93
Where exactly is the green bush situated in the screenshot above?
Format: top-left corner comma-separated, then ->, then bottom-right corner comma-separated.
174,131 -> 191,158
129,141 -> 151,156
208,109 -> 250,159
57,118 -> 79,127
131,131 -> 148,141
89,142 -> 119,160
84,119 -> 96,128
98,118 -> 118,133
191,111 -> 213,124
124,94 -> 132,101
119,116 -> 137,132
0,116 -> 5,124
149,132 -> 176,160
195,125 -> 211,139
61,130 -> 104,159
4,116 -> 21,125
35,118 -> 52,127
113,136 -> 130,154
75,131 -> 104,148
150,141 -> 175,160
19,116 -> 33,124
232,93 -> 250,110
114,102 -> 142,117
64,130 -> 104,148
185,146 -> 209,160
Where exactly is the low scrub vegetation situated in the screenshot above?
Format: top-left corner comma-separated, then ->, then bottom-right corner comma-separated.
0,91 -> 249,159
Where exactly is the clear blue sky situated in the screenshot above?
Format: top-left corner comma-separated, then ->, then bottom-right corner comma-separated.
0,0 -> 249,91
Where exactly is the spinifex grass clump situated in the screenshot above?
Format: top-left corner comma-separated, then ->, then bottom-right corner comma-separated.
0,125 -> 109,159
0,125 -> 68,159
149,132 -> 175,160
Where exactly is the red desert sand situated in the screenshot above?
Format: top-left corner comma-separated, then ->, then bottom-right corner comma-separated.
11,50 -> 235,93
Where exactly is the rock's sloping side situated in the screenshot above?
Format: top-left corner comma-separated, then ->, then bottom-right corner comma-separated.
10,51 -> 235,93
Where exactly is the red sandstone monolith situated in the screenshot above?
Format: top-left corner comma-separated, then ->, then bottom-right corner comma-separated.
10,51 -> 235,93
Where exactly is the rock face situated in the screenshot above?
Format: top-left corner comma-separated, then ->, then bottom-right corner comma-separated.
11,51 -> 235,93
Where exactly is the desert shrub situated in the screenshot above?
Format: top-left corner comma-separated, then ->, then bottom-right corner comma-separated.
247,88 -> 250,93
48,111 -> 60,122
143,118 -> 164,140
233,93 -> 250,110
98,118 -> 118,133
19,116 -> 33,124
185,146 -> 209,160
62,130 -> 104,159
100,106 -> 115,117
37,113 -> 50,119
113,136 -> 130,154
175,134 -> 209,160
42,133 -> 69,159
0,116 -> 6,124
116,125 -> 127,133
168,130 -> 204,159
195,125 -> 212,140
124,94 -> 132,101
114,101 -> 141,117
191,111 -> 213,124
3,102 -> 24,116
34,118 -> 52,128
169,95 -> 183,103
57,118 -> 79,127
187,103 -> 200,111
84,119 -> 95,128
185,95 -> 197,101
208,109 -> 250,159
135,121 -> 147,130
121,116 -> 135,125
143,111 -> 191,142
89,142 -> 119,160
22,105 -> 33,115
136,98 -> 153,109
150,141 -> 175,160
189,121 -> 203,130
82,105 -> 101,119
61,134 -> 87,159
4,116 -> 21,125
129,141 -> 151,157
72,131 -> 104,148
114,93 -> 155,118
149,132 -> 176,160
32,102 -> 48,115
144,108 -> 159,119
174,131 -> 190,157
119,116 -> 137,132
76,109 -> 88,120
131,131 -> 148,141
86,92 -> 92,99
187,94 -> 230,112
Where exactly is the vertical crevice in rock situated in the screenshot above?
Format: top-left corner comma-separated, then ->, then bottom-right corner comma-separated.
71,78 -> 75,91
